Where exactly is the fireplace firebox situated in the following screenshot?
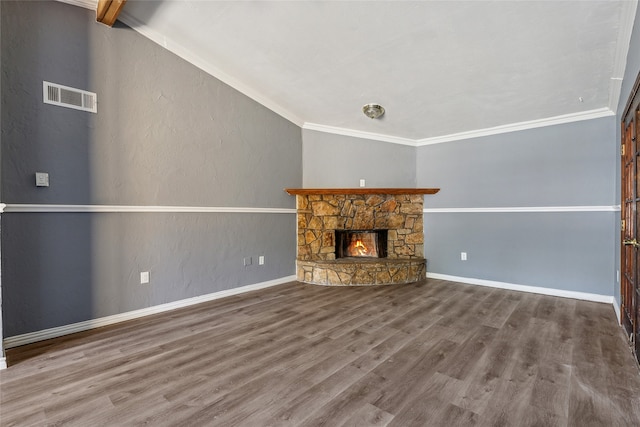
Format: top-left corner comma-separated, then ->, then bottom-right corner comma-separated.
336,230 -> 387,259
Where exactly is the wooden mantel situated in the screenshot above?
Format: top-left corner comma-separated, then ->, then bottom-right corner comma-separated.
285,188 -> 440,196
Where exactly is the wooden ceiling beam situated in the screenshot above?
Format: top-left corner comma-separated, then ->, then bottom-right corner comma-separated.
96,0 -> 127,27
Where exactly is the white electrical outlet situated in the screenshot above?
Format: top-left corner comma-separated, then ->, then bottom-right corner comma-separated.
244,257 -> 252,266
35,172 -> 49,187
461,252 -> 467,261
140,271 -> 150,284
359,179 -> 366,187
258,255 -> 265,265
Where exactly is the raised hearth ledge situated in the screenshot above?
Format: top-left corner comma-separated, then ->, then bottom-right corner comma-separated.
297,258 -> 426,286
285,188 -> 440,195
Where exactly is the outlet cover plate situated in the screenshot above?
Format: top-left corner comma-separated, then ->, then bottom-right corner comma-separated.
140,271 -> 150,284
35,172 -> 49,187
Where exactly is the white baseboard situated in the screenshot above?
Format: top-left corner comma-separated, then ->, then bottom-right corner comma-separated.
2,275 -> 296,351
0,357 -> 6,370
613,297 -> 622,325
426,272 -> 615,304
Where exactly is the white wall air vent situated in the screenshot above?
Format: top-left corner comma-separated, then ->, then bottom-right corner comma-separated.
43,81 -> 97,113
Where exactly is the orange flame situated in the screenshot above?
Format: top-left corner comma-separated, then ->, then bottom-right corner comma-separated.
354,239 -> 368,255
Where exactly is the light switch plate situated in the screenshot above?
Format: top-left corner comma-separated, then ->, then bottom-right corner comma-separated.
35,172 -> 49,187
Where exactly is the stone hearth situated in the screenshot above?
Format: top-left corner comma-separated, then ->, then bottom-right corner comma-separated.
285,188 -> 439,286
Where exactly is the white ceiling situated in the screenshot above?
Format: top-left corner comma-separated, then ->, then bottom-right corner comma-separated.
78,1 -> 638,144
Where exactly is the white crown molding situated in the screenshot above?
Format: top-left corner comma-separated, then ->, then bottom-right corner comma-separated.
2,275 -> 296,350
415,108 -> 615,146
423,205 -> 620,214
302,123 -> 417,147
117,12 -> 305,128
609,0 -> 639,113
56,0 -> 96,10
304,108 -> 614,147
2,204 -> 295,214
427,272 -> 614,305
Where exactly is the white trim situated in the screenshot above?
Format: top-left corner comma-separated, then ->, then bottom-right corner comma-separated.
118,12 -> 304,128
302,123 -> 417,147
0,357 -> 6,370
7,204 -> 614,215
304,109 -> 615,147
609,0 -> 638,113
426,273 -> 614,304
2,204 -> 296,214
613,296 -> 622,326
56,0 -> 96,10
423,205 -> 620,214
416,108 -> 615,146
303,109 -> 615,146
2,275 -> 296,350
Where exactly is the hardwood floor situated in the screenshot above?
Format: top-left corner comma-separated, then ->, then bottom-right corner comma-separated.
1,279 -> 639,426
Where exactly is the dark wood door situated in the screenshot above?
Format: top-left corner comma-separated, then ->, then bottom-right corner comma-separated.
621,73 -> 640,364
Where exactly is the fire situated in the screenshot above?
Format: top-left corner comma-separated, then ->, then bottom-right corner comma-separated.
344,232 -> 379,258
354,239 -> 368,255
348,239 -> 371,256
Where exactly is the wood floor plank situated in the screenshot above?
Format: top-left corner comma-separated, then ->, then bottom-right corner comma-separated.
1,279 -> 639,426
337,402 -> 394,426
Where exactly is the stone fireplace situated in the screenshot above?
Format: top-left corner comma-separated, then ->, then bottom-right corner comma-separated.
285,188 -> 439,286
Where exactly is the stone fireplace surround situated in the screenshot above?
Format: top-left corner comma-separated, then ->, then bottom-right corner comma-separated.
285,188 -> 439,286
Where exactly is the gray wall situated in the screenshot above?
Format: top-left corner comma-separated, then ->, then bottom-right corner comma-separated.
615,3 -> 640,305
302,129 -> 416,188
1,1 -> 301,337
417,117 -> 617,295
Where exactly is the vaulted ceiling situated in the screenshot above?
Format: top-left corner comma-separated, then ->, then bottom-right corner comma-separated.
73,0 -> 637,144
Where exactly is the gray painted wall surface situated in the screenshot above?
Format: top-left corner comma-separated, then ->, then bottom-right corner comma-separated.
614,4 -> 640,305
418,118 -> 617,295
1,1 -> 301,336
302,129 -> 416,188
424,212 -> 614,295
418,117 -> 616,208
2,212 -> 294,336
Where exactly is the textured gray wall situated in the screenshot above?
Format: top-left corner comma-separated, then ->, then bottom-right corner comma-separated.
302,129 -> 416,188
424,212 -> 614,295
418,117 -> 617,296
615,4 -> 640,305
419,118 -> 616,208
2,213 -> 295,334
1,1 -> 301,337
